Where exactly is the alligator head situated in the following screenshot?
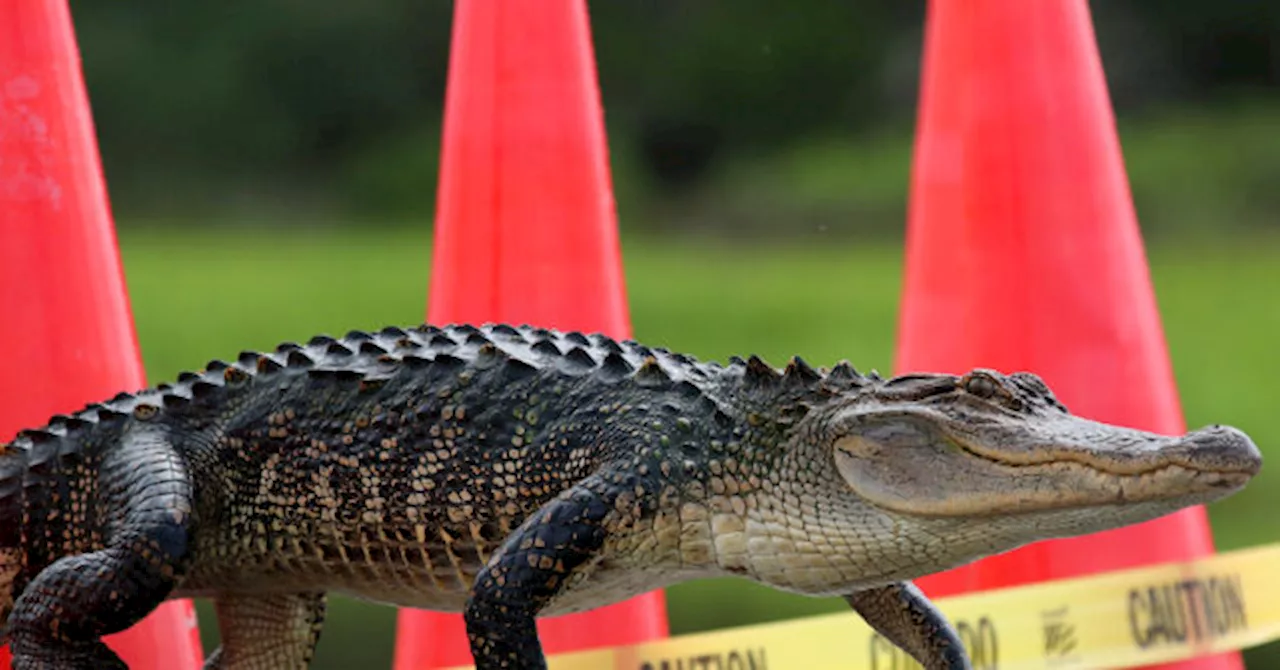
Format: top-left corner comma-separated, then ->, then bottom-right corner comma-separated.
815,367 -> 1260,576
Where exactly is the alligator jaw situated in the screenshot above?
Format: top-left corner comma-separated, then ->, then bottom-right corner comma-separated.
832,411 -> 1262,519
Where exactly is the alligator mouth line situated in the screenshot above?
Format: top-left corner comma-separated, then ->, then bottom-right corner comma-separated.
930,458 -> 1244,518
946,433 -> 1257,480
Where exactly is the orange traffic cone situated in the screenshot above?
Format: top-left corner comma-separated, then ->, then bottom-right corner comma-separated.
0,2 -> 204,668
391,2 -> 669,667
896,1 -> 1239,668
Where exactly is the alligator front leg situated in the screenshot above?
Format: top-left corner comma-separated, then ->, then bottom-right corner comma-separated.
464,479 -> 615,670
203,592 -> 327,670
845,582 -> 971,670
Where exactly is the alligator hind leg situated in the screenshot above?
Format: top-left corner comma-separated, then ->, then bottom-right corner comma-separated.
203,592 -> 327,670
7,526 -> 191,670
8,424 -> 195,670
846,581 -> 971,670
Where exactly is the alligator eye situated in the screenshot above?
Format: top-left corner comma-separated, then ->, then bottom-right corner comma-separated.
961,373 -> 1001,399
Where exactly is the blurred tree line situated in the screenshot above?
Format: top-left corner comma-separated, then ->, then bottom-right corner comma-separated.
70,1 -> 1280,235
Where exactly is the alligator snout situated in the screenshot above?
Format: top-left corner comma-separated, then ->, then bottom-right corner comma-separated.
1172,424 -> 1262,477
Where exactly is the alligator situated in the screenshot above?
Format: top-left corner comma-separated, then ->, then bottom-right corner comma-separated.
0,323 -> 1260,670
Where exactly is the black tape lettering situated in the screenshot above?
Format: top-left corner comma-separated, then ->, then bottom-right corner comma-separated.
1129,588 -> 1151,648
870,632 -> 923,670
1180,579 -> 1207,641
1136,584 -> 1186,645
1219,575 -> 1248,633
1129,573 -> 1248,650
1164,583 -> 1189,642
639,649 -> 768,670
1202,575 -> 1248,637
955,617 -> 999,670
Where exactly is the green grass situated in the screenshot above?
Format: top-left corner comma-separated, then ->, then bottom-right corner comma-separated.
115,224 -> 1280,668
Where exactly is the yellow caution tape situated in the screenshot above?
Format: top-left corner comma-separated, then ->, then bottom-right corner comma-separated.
445,542 -> 1280,670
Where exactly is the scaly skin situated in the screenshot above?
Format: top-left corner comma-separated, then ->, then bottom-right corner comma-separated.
0,323 -> 1262,669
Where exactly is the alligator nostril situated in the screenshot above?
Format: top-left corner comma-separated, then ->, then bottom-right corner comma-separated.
1181,425 -> 1262,475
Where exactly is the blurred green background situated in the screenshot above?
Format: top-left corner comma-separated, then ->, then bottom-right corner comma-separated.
66,0 -> 1280,667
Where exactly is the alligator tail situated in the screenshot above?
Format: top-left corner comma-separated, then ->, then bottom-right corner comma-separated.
0,435 -> 25,640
